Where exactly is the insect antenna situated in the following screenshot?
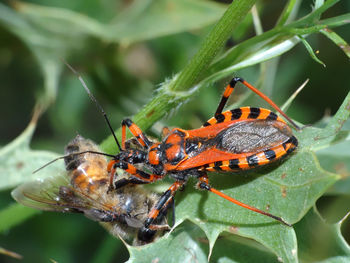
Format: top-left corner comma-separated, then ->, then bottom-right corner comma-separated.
33,151 -> 116,174
64,61 -> 122,152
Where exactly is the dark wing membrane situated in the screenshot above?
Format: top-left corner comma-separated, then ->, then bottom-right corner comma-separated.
215,119 -> 293,154
11,174 -> 93,213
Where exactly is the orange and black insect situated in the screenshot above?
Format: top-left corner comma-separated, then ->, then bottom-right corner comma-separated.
101,77 -> 299,229
66,69 -> 298,229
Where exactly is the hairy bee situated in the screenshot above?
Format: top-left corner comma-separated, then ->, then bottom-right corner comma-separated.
12,135 -> 169,245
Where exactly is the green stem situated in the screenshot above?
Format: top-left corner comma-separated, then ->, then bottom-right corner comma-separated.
205,12 -> 350,79
170,0 -> 256,92
100,0 -> 256,153
275,0 -> 301,26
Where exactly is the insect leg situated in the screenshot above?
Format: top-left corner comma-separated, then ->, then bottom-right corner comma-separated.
108,160 -> 163,189
214,77 -> 300,130
144,181 -> 184,231
214,77 -> 241,116
122,118 -> 152,149
197,175 -> 291,226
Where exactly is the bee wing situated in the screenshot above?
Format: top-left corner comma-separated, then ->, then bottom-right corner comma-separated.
12,173 -> 146,227
11,174 -> 92,213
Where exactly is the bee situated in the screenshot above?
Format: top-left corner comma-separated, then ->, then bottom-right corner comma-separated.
12,135 -> 170,245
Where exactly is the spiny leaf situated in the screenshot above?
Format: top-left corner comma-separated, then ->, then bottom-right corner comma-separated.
210,233 -> 280,263
127,221 -> 209,263
315,118 -> 350,195
170,149 -> 338,262
298,90 -> 350,152
317,141 -> 350,195
0,114 -> 63,190
126,89 -> 350,261
296,207 -> 350,262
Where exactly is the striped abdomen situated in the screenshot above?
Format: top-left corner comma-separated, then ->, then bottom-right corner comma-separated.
176,107 -> 298,172
205,135 -> 298,172
64,136 -> 109,194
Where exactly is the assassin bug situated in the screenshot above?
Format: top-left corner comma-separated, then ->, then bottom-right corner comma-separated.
68,66 -> 298,228
104,77 -> 299,229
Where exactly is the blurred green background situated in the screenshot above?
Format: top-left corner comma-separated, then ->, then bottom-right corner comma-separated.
0,0 -> 349,262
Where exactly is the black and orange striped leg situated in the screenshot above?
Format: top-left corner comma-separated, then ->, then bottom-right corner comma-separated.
212,77 -> 300,130
214,77 -> 242,116
144,181 -> 184,230
137,196 -> 173,242
197,174 -> 291,226
108,160 -> 163,190
121,118 -> 153,149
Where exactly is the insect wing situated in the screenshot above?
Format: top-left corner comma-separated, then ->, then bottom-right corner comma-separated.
177,119 -> 295,170
11,174 -> 91,213
214,119 -> 293,153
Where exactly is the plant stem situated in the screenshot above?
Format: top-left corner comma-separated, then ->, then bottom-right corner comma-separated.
100,0 -> 256,153
170,0 -> 256,92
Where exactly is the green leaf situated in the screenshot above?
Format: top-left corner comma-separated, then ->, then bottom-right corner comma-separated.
203,1 -> 350,84
320,28 -> 350,59
296,207 -> 350,262
299,36 -> 326,67
0,114 -> 62,191
0,203 -> 39,233
298,91 -> 350,152
15,0 -> 227,43
210,233 -> 280,263
127,221 -> 209,263
170,150 -> 337,262
315,125 -> 350,195
0,3 -> 63,110
276,0 -> 302,26
126,89 -> 350,261
318,146 -> 350,196
126,135 -> 340,262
